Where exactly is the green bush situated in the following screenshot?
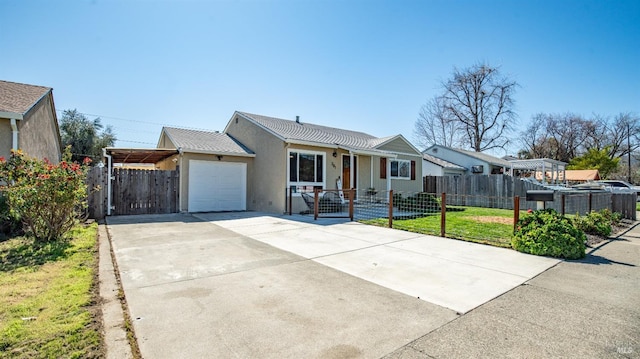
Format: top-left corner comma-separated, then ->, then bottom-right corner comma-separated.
394,192 -> 441,212
0,148 -> 91,242
0,193 -> 22,238
512,209 -> 586,259
572,210 -> 613,237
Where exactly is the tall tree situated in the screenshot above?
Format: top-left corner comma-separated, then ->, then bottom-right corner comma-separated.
520,113 -> 592,162
413,96 -> 460,149
59,109 -> 116,163
415,63 -> 518,152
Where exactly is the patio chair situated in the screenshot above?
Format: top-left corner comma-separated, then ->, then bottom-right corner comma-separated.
301,192 -> 345,213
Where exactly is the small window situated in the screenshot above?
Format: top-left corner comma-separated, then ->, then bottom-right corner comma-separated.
390,159 -> 411,179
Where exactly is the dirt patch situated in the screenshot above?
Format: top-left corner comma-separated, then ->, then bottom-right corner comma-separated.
469,216 -> 513,225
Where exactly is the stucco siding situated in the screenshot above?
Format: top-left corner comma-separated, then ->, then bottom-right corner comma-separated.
178,152 -> 253,212
226,114 -> 286,213
0,118 -> 12,159
17,94 -> 61,161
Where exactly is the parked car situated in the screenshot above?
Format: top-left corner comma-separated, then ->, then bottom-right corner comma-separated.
592,180 -> 640,200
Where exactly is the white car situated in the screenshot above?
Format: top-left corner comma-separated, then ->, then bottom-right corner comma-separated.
596,180 -> 640,199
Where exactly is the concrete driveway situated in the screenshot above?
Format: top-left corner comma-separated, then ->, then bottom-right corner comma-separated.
106,212 -> 559,358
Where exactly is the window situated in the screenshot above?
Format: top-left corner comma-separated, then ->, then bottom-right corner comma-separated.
390,159 -> 411,179
288,150 -> 325,193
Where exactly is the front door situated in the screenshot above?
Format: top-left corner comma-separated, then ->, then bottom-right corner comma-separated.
342,155 -> 357,199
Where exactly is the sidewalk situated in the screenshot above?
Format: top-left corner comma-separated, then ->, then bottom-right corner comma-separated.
384,222 -> 640,358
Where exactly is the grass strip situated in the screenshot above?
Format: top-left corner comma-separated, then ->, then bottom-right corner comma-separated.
0,224 -> 103,358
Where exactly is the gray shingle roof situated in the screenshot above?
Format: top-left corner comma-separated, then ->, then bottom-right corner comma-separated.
0,80 -> 51,114
163,127 -> 254,156
422,153 -> 465,170
452,147 -> 512,167
237,112 -> 384,150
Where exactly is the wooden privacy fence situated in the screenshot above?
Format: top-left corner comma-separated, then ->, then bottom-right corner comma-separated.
423,175 -> 637,220
86,167 -> 179,218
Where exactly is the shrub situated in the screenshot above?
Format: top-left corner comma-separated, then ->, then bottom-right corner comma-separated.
394,192 -> 441,212
0,148 -> 91,242
512,209 -> 586,259
572,210 -> 612,237
0,193 -> 22,238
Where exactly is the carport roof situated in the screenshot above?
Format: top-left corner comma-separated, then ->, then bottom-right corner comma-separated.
106,148 -> 178,164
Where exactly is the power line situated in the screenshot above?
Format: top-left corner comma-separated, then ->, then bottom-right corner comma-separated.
55,109 -> 217,132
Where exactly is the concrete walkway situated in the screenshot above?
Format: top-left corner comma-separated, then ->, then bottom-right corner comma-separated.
384,222 -> 640,358
105,211 -> 562,358
194,212 -> 560,314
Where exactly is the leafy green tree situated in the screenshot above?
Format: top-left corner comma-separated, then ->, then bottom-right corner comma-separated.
59,109 -> 116,163
567,147 -> 619,178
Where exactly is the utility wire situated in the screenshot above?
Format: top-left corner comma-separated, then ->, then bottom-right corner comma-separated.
55,109 -> 218,132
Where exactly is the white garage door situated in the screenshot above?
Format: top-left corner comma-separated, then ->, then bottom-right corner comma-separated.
188,160 -> 247,212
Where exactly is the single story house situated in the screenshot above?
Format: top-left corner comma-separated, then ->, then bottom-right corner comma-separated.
154,111 -> 424,214
423,144 -> 512,175
564,169 -> 600,183
0,80 -> 62,161
422,152 -> 465,177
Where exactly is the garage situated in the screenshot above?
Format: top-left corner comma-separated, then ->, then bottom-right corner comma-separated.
188,160 -> 247,212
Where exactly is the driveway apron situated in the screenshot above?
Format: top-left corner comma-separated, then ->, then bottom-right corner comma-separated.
106,213 -> 458,359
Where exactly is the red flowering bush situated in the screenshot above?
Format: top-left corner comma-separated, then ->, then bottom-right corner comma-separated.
0,147 -> 91,242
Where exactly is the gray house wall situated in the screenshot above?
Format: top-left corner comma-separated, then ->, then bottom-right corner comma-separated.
0,93 -> 61,161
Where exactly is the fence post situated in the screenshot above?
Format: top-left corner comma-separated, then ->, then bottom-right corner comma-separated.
588,192 -> 592,213
349,188 -> 354,221
388,190 -> 393,228
288,187 -> 292,215
314,188 -> 319,220
440,192 -> 446,237
513,196 -> 520,232
561,194 -> 566,216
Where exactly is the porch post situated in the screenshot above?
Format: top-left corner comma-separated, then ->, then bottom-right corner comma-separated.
386,157 -> 391,192
349,152 -> 355,194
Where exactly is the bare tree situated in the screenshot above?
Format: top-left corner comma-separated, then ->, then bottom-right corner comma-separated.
413,96 -> 459,149
519,112 -> 640,164
604,112 -> 640,158
415,63 -> 518,152
519,113 -> 591,162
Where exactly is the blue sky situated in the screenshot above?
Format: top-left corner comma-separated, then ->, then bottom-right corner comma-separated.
2,0 -> 638,155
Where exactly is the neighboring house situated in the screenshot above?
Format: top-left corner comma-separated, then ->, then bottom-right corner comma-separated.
564,170 -> 600,184
0,80 -> 62,161
564,169 -> 600,183
423,144 -> 512,175
422,152 -> 465,177
155,111 -> 423,214
509,158 -> 567,184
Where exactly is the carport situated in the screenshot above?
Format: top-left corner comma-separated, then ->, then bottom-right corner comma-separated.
102,147 -> 179,216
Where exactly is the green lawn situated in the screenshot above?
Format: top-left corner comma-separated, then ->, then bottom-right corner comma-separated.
0,224 -> 103,358
362,206 -> 516,247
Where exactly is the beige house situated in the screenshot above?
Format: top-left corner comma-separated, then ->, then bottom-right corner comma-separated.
156,111 -> 423,214
0,80 -> 62,161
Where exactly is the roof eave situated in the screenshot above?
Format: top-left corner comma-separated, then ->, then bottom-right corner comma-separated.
180,148 -> 256,157
0,111 -> 23,120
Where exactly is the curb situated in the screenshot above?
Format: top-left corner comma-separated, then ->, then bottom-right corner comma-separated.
98,224 -> 134,359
